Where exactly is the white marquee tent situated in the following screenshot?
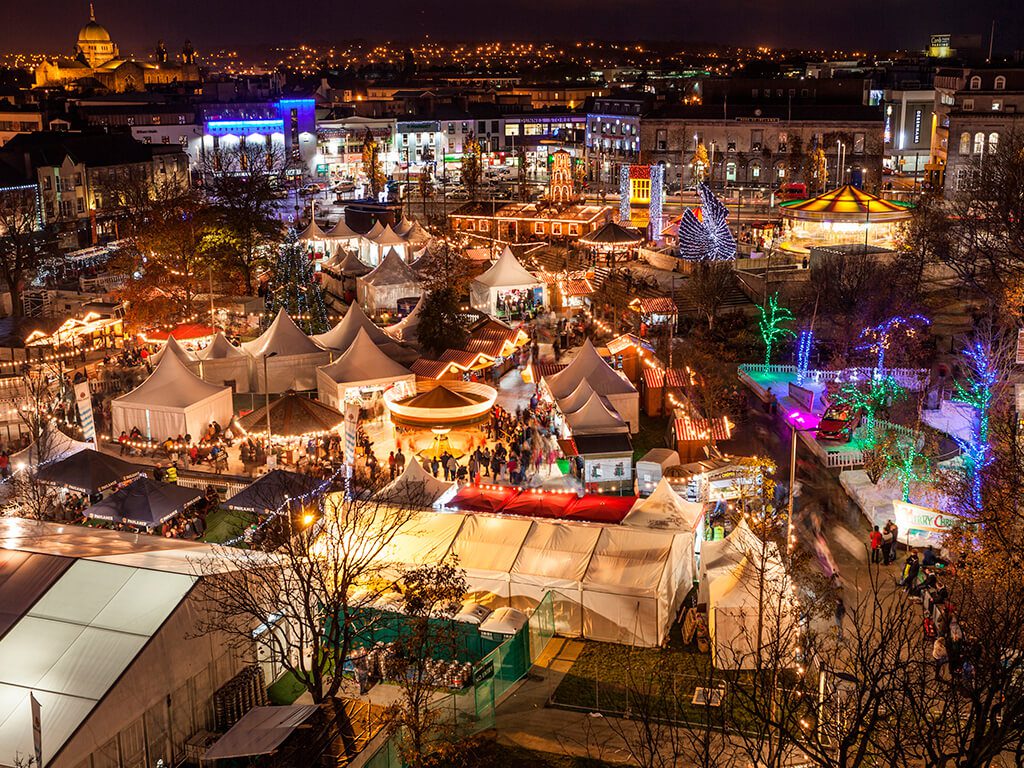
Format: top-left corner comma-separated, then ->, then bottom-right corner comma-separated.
193,332 -> 251,393
241,310 -> 330,393
561,391 -> 629,436
374,458 -> 457,509
697,519 -> 779,604
315,327 -> 415,409
545,341 -> 639,432
470,246 -> 545,317
151,335 -> 195,367
325,217 -> 361,253
357,248 -> 423,315
112,351 -> 234,440
384,294 -> 424,344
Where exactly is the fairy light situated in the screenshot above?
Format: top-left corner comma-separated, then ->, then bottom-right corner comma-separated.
757,293 -> 795,367
796,329 -> 813,384
952,339 -> 998,512
856,314 -> 930,378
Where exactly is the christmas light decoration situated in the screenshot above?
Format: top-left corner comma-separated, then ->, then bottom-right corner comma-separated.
677,182 -> 737,262
883,432 -> 931,503
952,339 -> 999,511
264,230 -> 329,335
757,293 -> 796,366
857,314 -> 929,377
649,163 -> 665,238
796,329 -> 814,384
831,375 -> 905,444
619,165 -> 630,222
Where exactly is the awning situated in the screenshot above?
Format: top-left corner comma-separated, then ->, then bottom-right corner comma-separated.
203,705 -> 319,760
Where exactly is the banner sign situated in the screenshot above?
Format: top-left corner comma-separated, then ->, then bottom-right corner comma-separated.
74,381 -> 96,444
892,500 -> 962,548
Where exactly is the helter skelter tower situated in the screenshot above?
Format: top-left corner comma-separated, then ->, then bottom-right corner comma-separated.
548,149 -> 574,204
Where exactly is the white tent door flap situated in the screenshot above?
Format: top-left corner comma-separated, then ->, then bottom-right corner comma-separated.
581,594 -> 661,646
509,585 -> 582,638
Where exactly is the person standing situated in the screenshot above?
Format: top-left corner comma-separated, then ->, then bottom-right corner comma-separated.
834,598 -> 846,642
869,525 -> 883,564
446,454 -> 458,484
395,448 -> 405,475
881,522 -> 895,565
387,451 -> 396,480
888,521 -> 900,564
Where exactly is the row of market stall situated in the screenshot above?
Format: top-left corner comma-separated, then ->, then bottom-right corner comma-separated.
298,215 -> 429,265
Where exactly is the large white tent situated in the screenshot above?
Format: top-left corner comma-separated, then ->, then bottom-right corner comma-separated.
470,246 -> 545,317
562,391 -> 629,436
315,327 -> 415,409
448,514 -> 535,605
384,294 -> 424,344
374,458 -> 456,509
151,335 -> 195,367
697,519 -> 778,604
324,217 -> 361,254
112,351 -> 234,439
624,477 -> 704,532
241,310 -> 330,393
193,332 -> 251,393
357,248 -> 422,315
545,341 -> 639,432
707,552 -> 794,670
314,303 -> 418,365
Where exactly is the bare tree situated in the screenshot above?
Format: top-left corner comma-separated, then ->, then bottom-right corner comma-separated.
0,185 -> 52,317
382,561 -> 468,768
683,262 -> 734,332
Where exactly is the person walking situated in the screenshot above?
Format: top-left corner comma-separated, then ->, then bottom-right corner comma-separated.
388,451 -> 397,480
869,525 -> 883,564
881,522 -> 895,565
446,454 -> 458,484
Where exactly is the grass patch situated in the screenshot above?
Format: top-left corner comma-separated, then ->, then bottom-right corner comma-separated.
423,734 -> 619,768
267,670 -> 307,705
632,413 -> 668,461
202,507 -> 255,544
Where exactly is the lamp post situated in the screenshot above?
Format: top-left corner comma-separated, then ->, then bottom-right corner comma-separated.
263,352 -> 278,451
785,410 -> 817,559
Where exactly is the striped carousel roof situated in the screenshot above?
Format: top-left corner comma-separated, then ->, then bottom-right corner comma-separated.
780,185 -> 914,223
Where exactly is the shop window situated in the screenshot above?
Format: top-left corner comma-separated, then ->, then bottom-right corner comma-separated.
533,222 -> 544,234
959,132 -> 970,155
552,223 -> 563,235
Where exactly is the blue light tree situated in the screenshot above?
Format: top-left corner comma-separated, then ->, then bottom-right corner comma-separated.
796,328 -> 814,384
952,339 -> 999,512
856,314 -> 930,377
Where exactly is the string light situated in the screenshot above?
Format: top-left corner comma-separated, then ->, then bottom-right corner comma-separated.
757,293 -> 796,367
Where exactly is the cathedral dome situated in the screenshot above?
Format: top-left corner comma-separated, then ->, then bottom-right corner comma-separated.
78,20 -> 112,43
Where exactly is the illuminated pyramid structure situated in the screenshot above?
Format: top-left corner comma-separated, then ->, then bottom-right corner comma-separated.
548,149 -> 574,204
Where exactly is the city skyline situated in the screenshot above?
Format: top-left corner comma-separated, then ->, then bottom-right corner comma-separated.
1,0 -> 1022,57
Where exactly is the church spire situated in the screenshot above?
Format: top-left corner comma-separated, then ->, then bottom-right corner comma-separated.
89,2 -> 95,20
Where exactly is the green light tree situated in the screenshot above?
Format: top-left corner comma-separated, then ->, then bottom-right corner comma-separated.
757,293 -> 796,366
264,231 -> 329,335
880,430 -> 932,502
831,374 -> 906,445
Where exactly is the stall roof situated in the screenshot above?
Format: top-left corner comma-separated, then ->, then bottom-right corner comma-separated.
204,705 -> 320,760
313,302 -> 399,352
224,469 -> 329,513
360,248 -> 421,287
447,514 -> 533,574
559,433 -> 633,457
563,392 -> 628,435
238,393 -> 344,436
152,335 -> 196,365
624,477 -> 703,531
85,478 -> 203,528
242,309 -> 323,357
114,348 -> 227,408
545,340 -> 637,399
318,327 -> 412,383
375,459 -> 455,508
297,217 -> 329,242
326,217 -> 360,240
36,449 -> 143,495
565,494 -> 636,524
337,250 -> 373,276
195,332 -> 246,360
445,484 -> 518,515
146,323 -> 216,342
500,490 -> 577,520
473,246 -> 541,289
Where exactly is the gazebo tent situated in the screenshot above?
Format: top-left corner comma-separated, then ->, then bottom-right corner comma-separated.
193,332 -> 251,393
581,527 -> 692,646
357,220 -> 386,264
544,340 -> 639,432
85,478 -> 203,529
325,217 -> 361,254
10,426 -> 92,467
297,216 -> 330,255
36,449 -> 143,495
707,552 -> 794,670
314,303 -> 404,356
509,521 -> 602,637
624,476 -> 704,532
365,223 -> 410,264
112,351 -> 234,439
470,247 -> 545,317
316,327 -> 415,409
374,458 -> 456,508
356,248 -> 423,315
224,469 -> 327,514
384,294 -> 425,343
241,310 -> 330,393
697,519 -> 777,604
151,335 -> 196,366
238,391 -> 344,437
562,391 -> 629,436
578,220 -> 645,263
338,250 -> 373,277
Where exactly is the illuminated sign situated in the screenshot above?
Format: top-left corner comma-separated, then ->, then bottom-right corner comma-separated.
205,119 -> 283,136
892,500 -> 963,547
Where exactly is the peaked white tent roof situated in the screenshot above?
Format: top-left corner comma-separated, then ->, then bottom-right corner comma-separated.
325,217 -> 360,240
242,309 -> 323,357
362,220 -> 385,241
313,303 -> 394,351
374,458 -> 455,507
624,477 -> 704,531
563,392 -> 628,435
115,349 -> 227,408
152,335 -> 196,366
555,379 -> 602,415
474,246 -> 541,288
370,224 -> 408,246
384,294 -> 425,342
698,518 -> 780,604
337,251 -> 373,276
361,248 -> 421,287
195,332 -> 246,360
393,218 -> 415,236
318,327 -> 412,384
545,340 -> 638,399
297,217 -> 329,242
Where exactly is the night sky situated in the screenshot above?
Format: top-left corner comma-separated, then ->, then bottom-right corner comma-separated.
2,0 -> 1022,55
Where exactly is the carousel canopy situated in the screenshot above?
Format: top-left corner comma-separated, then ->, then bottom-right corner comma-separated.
403,384 -> 481,409
474,246 -> 540,289
238,391 -> 344,436
242,309 -> 324,358
85,478 -> 202,528
318,327 -> 412,384
224,469 -> 327,513
360,248 -> 420,287
195,332 -> 246,360
780,184 -> 914,223
36,449 -> 143,495
578,220 -> 645,247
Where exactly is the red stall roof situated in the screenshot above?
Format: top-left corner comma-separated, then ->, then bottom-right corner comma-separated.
501,489 -> 577,519
565,494 -> 638,524
446,484 -> 518,514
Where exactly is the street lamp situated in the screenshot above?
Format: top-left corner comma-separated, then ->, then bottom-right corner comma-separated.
263,351 -> 278,451
785,409 -> 818,558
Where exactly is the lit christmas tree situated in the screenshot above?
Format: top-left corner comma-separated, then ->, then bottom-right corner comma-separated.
264,231 -> 329,335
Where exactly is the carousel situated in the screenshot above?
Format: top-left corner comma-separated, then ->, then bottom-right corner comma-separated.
383,381 -> 498,460
778,184 -> 914,254
578,219 -> 645,264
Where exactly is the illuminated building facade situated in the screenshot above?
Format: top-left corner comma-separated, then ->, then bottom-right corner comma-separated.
200,99 -> 317,176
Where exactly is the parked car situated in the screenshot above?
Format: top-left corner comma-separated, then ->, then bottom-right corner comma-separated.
331,180 -> 356,193
448,188 -> 470,201
815,404 -> 861,443
299,183 -> 322,196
